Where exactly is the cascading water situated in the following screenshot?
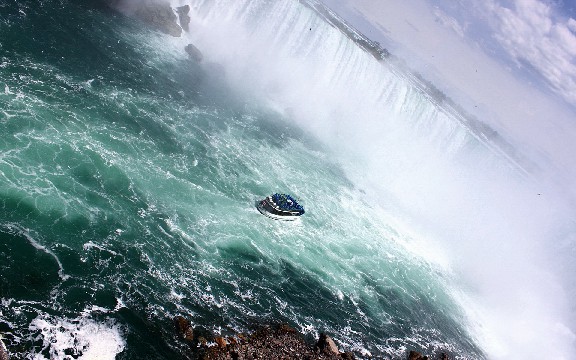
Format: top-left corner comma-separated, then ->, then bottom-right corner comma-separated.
0,0 -> 574,359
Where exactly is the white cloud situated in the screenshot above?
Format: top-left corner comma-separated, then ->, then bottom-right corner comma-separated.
432,7 -> 466,38
486,0 -> 576,104
568,17 -> 576,33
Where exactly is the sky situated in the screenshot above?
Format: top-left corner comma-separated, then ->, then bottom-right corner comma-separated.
322,0 -> 576,202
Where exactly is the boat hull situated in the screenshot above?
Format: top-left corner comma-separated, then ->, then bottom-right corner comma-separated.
256,200 -> 301,221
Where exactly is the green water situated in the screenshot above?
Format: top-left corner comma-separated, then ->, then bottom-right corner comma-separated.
0,1 -> 483,358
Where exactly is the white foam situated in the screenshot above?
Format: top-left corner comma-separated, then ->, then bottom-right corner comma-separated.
83,241 -> 118,256
28,315 -> 125,360
113,298 -> 126,312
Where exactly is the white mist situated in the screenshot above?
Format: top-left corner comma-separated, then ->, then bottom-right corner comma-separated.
161,0 -> 576,357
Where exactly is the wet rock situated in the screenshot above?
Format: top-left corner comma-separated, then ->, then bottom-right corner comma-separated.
185,43 -> 203,63
0,336 -> 9,360
171,320 -> 457,359
197,336 -> 208,347
179,323 -> 352,359
340,352 -> 356,360
176,5 -> 191,32
408,350 -> 428,360
174,316 -> 194,342
110,0 -> 182,37
215,336 -> 227,348
315,333 -> 339,355
134,1 -> 181,37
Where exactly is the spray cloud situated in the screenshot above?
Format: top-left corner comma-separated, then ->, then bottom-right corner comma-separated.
162,0 -> 576,357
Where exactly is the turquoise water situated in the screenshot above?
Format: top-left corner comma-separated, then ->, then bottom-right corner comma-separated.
0,0 -> 515,358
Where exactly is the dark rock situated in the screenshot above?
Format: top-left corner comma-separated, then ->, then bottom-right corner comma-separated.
340,351 -> 356,360
111,0 -> 182,37
215,336 -> 227,348
134,1 -> 181,37
176,5 -> 191,32
408,351 -> 425,360
174,316 -> 194,342
315,333 -> 339,355
0,336 -> 8,360
198,336 -> 208,347
185,324 -> 350,360
185,43 -> 203,63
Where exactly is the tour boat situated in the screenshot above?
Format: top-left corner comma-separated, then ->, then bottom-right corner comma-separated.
256,193 -> 305,221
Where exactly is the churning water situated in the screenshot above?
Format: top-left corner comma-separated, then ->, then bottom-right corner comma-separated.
1,0 -> 574,358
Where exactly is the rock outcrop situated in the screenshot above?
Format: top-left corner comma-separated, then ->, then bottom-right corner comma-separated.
133,0 -> 182,37
108,0 -> 182,37
176,5 -> 191,32
315,333 -> 340,356
172,316 -> 456,359
202,324 -> 355,360
185,43 -> 203,63
0,336 -> 9,360
173,319 -> 356,360
174,316 -> 195,343
408,350 -> 428,360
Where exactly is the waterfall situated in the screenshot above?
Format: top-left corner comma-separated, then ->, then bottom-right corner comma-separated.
172,0 -> 576,357
175,0 -> 522,220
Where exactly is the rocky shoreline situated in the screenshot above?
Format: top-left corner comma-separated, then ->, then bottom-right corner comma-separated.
0,319 -> 454,360
174,316 -> 452,360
